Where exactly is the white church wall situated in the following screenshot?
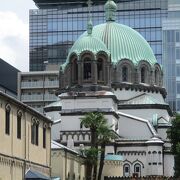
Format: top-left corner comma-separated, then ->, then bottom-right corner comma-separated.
118,115 -> 153,139
164,153 -> 174,177
61,97 -> 116,110
157,128 -> 168,140
120,109 -> 170,123
146,145 -> 163,176
116,146 -> 147,177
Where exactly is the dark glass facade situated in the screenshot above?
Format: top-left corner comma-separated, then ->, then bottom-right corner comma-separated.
162,0 -> 180,112
29,0 -> 168,71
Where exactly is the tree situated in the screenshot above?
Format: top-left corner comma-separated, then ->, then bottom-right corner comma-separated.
84,147 -> 99,180
97,125 -> 117,180
167,114 -> 180,177
80,112 -> 107,180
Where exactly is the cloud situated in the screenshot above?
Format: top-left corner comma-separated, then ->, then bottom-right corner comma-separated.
0,11 -> 29,71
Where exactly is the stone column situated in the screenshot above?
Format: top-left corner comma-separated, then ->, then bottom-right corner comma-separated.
78,62 -> 82,85
93,60 -> 97,84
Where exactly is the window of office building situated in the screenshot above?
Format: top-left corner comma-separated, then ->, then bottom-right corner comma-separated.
176,65 -> 180,76
177,82 -> 180,94
176,31 -> 180,43
177,99 -> 180,111
176,48 -> 180,60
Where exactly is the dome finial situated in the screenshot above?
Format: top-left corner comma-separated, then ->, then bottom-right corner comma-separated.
104,0 -> 117,22
87,0 -> 93,35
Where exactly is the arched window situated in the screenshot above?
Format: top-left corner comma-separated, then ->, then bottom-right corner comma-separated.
155,69 -> 159,85
134,163 -> 141,177
83,57 -> 91,80
17,111 -> 22,139
5,104 -> 11,135
141,67 -> 146,83
122,66 -> 128,82
97,58 -> 103,81
123,164 -> 130,177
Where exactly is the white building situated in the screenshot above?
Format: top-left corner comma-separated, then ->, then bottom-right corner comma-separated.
45,0 -> 174,177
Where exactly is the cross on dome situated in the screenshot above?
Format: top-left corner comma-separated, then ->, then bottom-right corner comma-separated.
86,0 -> 93,35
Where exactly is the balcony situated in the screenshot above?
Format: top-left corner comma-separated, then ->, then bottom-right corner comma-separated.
21,94 -> 44,102
44,94 -> 57,101
21,81 -> 43,88
44,80 -> 59,87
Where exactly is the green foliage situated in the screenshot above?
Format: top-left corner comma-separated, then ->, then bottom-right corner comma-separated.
84,147 -> 99,165
167,114 -> 180,177
167,114 -> 180,154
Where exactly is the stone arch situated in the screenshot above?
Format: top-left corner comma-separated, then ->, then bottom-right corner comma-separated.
137,60 -> 152,84
116,59 -> 135,83
80,52 -> 94,82
69,53 -> 78,85
154,63 -> 162,86
123,162 -> 131,177
96,52 -> 109,83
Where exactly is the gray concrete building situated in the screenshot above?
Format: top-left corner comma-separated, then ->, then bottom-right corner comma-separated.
18,70 -> 59,113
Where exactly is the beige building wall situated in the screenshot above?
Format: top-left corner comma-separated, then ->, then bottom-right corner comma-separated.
0,91 -> 52,180
51,148 -> 86,180
102,160 -> 123,179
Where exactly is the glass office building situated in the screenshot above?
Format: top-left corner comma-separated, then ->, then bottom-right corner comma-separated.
162,0 -> 180,112
30,0 -> 168,71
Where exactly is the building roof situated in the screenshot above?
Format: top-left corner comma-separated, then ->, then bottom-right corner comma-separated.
67,34 -> 110,63
105,154 -> 123,161
51,140 -> 79,155
64,0 -> 157,67
122,93 -> 165,105
25,169 -> 50,179
81,22 -> 157,66
0,91 -> 52,124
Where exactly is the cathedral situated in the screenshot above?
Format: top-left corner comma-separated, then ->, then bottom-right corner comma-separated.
45,0 -> 174,177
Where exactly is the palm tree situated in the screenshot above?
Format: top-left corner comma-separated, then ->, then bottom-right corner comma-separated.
80,112 -> 107,147
84,147 -> 99,180
97,125 -> 117,180
80,112 -> 107,180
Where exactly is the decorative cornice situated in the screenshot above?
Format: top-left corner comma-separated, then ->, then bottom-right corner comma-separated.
111,82 -> 167,98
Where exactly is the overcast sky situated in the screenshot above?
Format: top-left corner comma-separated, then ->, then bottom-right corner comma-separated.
0,0 -> 37,71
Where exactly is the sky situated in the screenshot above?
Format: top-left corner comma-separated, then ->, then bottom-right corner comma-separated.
0,0 -> 37,71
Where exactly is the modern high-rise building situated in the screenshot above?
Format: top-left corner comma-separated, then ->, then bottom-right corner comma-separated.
30,0 -> 168,71
162,0 -> 180,112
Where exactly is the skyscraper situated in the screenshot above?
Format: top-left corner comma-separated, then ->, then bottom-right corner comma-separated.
162,0 -> 180,112
30,0 -> 168,71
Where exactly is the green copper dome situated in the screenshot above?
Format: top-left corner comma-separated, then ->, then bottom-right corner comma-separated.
81,22 -> 157,66
67,34 -> 110,61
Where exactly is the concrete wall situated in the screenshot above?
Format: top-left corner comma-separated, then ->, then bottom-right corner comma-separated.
51,149 -> 85,180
